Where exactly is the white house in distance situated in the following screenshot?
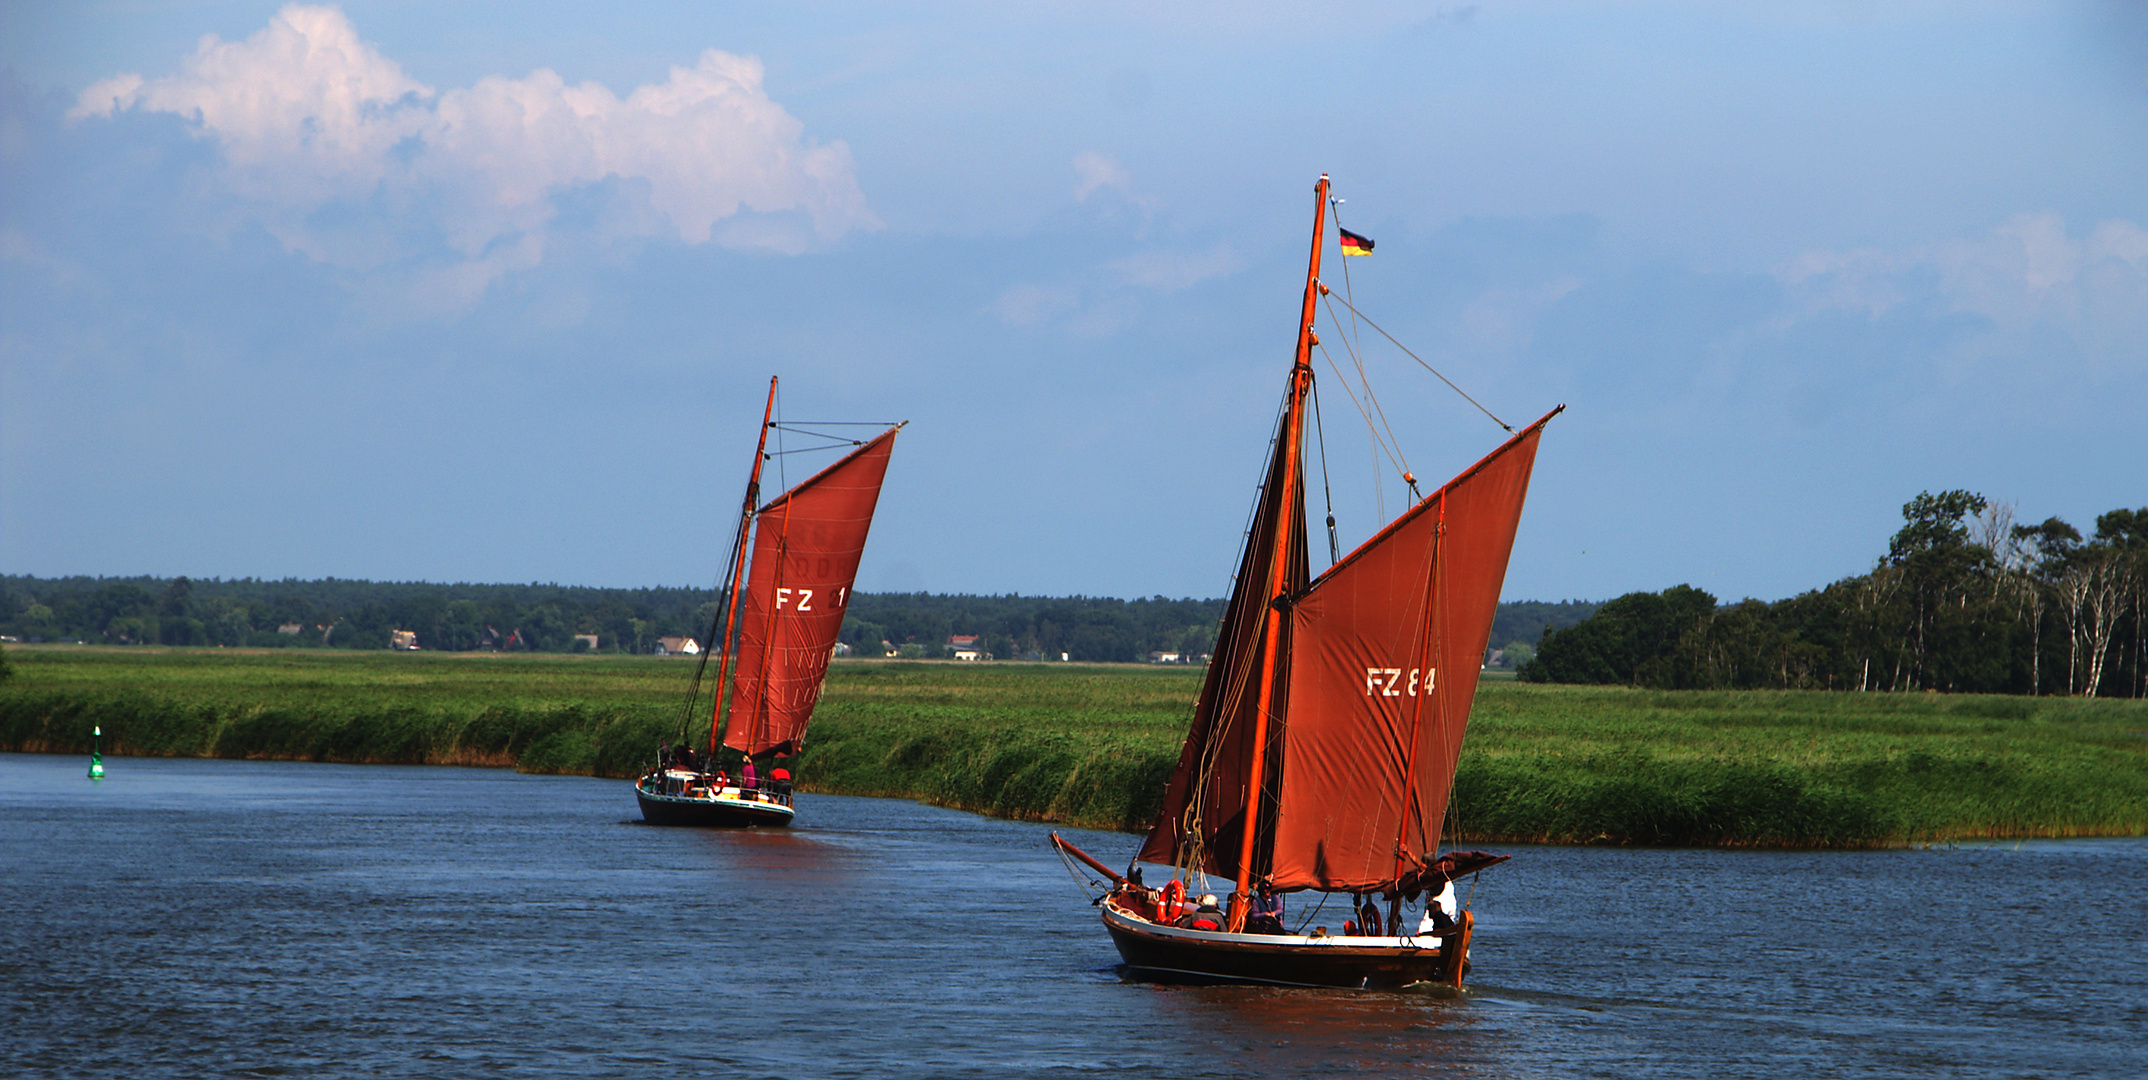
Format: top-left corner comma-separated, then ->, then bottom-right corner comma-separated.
574,634 -> 599,651
390,629 -> 418,650
655,636 -> 701,657
949,634 -> 986,661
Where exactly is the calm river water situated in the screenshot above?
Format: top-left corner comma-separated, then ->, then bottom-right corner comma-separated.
3,753 -> 2142,1078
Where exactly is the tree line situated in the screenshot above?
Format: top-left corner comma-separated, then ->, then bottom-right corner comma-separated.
0,576 -> 721,655
0,574 -> 1598,667
1522,493 -> 2148,698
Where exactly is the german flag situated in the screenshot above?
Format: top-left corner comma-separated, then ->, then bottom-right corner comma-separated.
1339,227 -> 1375,256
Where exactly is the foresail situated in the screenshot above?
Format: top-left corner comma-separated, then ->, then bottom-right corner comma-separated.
724,428 -> 898,757
1266,411 -> 1553,892
1136,394 -> 1309,878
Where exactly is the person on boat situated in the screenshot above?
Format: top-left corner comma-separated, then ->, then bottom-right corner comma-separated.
770,764 -> 792,804
1179,895 -> 1224,932
1244,884 -> 1286,935
1416,873 -> 1459,936
741,757 -> 758,798
676,743 -> 698,772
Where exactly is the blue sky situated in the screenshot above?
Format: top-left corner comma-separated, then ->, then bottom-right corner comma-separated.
3,2 -> 2144,602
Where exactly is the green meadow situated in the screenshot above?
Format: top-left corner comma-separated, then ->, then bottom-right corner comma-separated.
4,646 -> 2143,847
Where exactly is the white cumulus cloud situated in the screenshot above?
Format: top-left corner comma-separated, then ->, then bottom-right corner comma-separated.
70,4 -> 874,284
1778,212 -> 2148,373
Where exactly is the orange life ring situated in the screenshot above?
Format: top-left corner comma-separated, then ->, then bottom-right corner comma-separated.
1155,879 -> 1186,924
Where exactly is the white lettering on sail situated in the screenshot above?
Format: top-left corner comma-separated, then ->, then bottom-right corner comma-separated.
1365,665 -> 1438,699
797,589 -> 814,611
776,588 -> 792,609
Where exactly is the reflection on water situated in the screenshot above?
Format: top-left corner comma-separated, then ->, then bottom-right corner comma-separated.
671,819 -> 859,881
3,753 -> 2141,1079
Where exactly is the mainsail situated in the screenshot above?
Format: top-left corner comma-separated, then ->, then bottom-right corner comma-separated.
1137,411 -> 1552,893
1270,416 -> 1551,891
722,427 -> 899,757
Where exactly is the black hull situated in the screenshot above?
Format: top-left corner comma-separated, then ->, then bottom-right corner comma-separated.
1101,902 -> 1470,990
635,785 -> 795,828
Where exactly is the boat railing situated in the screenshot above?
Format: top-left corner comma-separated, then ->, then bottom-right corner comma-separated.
1106,883 -> 1468,946
639,770 -> 795,807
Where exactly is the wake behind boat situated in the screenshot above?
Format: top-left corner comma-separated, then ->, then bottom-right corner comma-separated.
1052,175 -> 1558,990
636,376 -> 902,827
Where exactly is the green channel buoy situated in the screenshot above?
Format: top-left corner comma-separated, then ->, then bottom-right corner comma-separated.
89,725 -> 104,779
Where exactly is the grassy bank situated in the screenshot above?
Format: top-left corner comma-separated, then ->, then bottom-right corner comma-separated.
4,646 -> 2143,846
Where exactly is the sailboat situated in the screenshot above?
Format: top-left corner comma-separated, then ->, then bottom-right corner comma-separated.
1051,175 -> 1559,989
637,377 -> 903,827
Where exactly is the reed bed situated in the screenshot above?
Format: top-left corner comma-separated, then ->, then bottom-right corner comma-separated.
4,646 -> 2142,847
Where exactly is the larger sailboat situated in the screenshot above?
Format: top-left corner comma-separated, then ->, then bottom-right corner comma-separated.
637,377 -> 902,827
1053,175 -> 1559,989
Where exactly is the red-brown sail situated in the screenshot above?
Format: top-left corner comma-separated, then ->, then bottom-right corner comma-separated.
1267,411 -> 1555,892
1135,389 -> 1310,879
723,427 -> 898,757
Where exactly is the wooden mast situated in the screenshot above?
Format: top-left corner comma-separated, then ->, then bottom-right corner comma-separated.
1228,174 -> 1327,932
710,376 -> 779,759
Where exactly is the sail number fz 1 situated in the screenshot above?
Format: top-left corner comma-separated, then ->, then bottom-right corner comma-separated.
773,585 -> 848,612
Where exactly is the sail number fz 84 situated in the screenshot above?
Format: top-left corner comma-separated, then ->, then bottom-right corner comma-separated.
1364,666 -> 1436,697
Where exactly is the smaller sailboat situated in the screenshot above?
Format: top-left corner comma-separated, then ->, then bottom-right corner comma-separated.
1053,175 -> 1558,990
637,377 -> 902,827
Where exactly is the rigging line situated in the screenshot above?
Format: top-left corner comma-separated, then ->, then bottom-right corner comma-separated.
1328,203 -> 1381,489
1320,289 -> 1512,432
1319,290 -> 1416,487
1313,292 -> 1394,521
1330,200 -> 1369,362
773,381 -> 788,493
1054,842 -> 1109,902
1416,497 -> 1447,864
768,420 -> 899,427
1313,213 -> 1402,516
1313,338 -> 1408,482
1311,374 -> 1339,567
765,442 -> 864,458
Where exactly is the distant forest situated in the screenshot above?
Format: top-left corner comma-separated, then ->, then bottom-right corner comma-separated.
1523,494 -> 2148,698
0,574 -> 1595,668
